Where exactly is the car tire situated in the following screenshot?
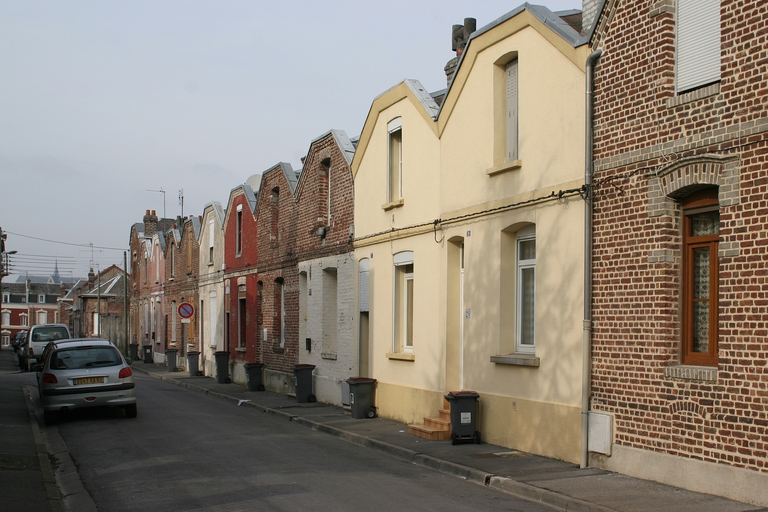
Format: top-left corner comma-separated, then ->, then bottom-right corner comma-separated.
44,410 -> 58,426
124,404 -> 138,418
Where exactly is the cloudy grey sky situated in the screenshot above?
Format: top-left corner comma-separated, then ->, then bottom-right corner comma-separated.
0,0 -> 580,281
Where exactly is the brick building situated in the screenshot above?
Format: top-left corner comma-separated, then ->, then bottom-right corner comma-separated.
295,130 -> 357,405
222,178 -> 260,383
254,163 -> 300,393
77,265 -> 128,351
164,216 -> 201,370
1,281 -> 64,347
587,0 -> 768,505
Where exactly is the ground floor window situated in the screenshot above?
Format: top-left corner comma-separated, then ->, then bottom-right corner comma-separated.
393,251 -> 414,353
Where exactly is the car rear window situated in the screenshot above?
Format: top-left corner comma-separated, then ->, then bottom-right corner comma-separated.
31,327 -> 70,342
51,347 -> 122,370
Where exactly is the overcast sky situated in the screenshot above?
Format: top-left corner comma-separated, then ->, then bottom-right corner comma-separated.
0,0 -> 580,281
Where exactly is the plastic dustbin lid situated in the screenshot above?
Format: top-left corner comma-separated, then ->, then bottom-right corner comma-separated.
244,362 -> 264,368
445,390 -> 479,399
293,364 -> 316,370
187,351 -> 200,355
347,377 -> 377,384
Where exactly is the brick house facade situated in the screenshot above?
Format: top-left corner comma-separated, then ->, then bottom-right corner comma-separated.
164,216 -> 201,370
78,265 -> 128,350
588,0 -> 768,504
295,130 -> 357,405
222,181 -> 260,383
254,163 -> 300,392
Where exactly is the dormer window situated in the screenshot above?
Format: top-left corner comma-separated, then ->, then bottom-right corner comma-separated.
387,118 -> 402,204
236,204 -> 243,256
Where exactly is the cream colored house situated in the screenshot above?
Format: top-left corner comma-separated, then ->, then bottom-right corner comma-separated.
198,201 -> 226,377
353,5 -> 590,463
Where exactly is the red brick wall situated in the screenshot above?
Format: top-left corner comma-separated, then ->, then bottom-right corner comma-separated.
164,220 -> 200,356
591,1 -> 768,472
255,165 -> 299,373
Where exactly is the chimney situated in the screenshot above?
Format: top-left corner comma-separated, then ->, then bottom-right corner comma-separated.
444,18 -> 476,86
144,209 -> 158,238
87,268 -> 95,288
582,0 -> 600,34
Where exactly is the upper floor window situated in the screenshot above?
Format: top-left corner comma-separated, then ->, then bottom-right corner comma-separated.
677,0 -> 721,93
236,204 -> 243,255
170,244 -> 175,278
271,188 -> 280,243
1,311 -> 9,325
505,59 -> 519,162
681,188 -> 719,366
20,313 -> 28,326
387,118 -> 402,203
208,219 -> 215,264
38,294 -> 45,303
2,293 -> 8,303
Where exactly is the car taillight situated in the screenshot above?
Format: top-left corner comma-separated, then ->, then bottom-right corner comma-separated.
118,367 -> 133,379
41,373 -> 58,384
29,347 -> 34,355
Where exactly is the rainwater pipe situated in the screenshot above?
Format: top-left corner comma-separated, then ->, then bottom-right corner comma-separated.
581,48 -> 602,470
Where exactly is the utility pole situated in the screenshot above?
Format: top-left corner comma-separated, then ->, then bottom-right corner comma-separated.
97,265 -> 101,338
123,251 -> 128,357
179,189 -> 184,219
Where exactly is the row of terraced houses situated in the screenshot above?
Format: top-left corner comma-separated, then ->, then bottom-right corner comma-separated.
126,0 -> 768,506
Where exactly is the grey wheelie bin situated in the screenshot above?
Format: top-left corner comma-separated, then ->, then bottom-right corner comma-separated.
445,390 -> 481,445
347,377 -> 377,419
245,363 -> 265,391
293,364 -> 316,403
165,348 -> 178,372
187,351 -> 200,377
129,343 -> 139,362
142,345 -> 153,363
214,351 -> 230,384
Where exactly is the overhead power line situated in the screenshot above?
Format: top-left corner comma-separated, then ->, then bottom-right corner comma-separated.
4,231 -> 126,251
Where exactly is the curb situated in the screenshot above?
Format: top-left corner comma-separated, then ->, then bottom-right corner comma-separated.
133,366 -> 620,512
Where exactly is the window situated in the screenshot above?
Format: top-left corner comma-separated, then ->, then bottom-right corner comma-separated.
238,284 -> 246,348
143,255 -> 147,284
2,293 -> 8,303
1,311 -> 9,326
393,251 -> 414,352
37,311 -> 47,325
92,312 -> 99,336
209,218 -> 215,264
236,204 -> 243,255
20,314 -> 28,327
677,0 -> 721,93
38,294 -> 45,303
170,244 -> 175,278
681,188 -> 719,366
387,118 -> 402,203
271,188 -> 280,243
171,300 -> 177,342
322,268 -> 338,355
516,226 -> 536,353
209,291 -> 217,347
277,280 -> 285,347
505,59 -> 519,162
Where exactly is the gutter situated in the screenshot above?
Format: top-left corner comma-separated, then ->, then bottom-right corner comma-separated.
581,48 -> 602,469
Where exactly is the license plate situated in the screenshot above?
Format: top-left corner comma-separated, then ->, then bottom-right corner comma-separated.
75,377 -> 104,385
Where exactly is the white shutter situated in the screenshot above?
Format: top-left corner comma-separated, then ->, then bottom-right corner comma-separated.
677,0 -> 721,93
359,259 -> 370,312
506,60 -> 519,161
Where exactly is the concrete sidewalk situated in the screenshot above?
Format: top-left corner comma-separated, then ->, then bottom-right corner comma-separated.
133,361 -> 764,512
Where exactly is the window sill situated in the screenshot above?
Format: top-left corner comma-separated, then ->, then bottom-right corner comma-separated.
236,347 -> 246,353
386,352 -> 415,361
382,199 -> 404,211
486,160 -> 522,177
666,83 -> 720,108
491,353 -> 540,367
207,262 -> 214,267
663,364 -> 717,382
321,352 -> 337,360
273,346 -> 285,354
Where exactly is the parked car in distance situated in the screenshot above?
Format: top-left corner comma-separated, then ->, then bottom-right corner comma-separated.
11,331 -> 27,353
33,338 -> 137,425
22,323 -> 71,371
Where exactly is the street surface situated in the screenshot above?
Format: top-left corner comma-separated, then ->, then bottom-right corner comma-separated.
48,372 -> 555,511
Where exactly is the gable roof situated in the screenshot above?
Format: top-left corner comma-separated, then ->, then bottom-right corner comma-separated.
295,129 -> 356,200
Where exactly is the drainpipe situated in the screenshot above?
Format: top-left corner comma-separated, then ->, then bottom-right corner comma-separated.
581,48 -> 602,469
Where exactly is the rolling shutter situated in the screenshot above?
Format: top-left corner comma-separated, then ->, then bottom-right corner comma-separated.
677,0 -> 721,93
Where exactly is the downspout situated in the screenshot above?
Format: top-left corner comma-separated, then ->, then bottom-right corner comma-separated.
581,48 -> 602,469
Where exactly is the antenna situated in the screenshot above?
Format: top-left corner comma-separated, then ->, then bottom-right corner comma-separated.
179,189 -> 184,218
147,188 -> 166,218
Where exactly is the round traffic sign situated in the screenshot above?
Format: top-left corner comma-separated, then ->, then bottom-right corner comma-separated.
178,302 -> 195,319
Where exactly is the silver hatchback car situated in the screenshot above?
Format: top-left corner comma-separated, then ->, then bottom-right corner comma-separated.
35,338 -> 137,425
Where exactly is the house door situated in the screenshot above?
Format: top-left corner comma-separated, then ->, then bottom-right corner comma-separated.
459,242 -> 465,390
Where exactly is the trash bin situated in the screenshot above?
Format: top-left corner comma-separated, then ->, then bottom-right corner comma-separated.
129,343 -> 139,362
293,364 -> 316,403
347,377 -> 377,419
244,363 -> 265,392
142,345 -> 153,363
445,390 -> 481,445
166,349 -> 178,372
214,351 -> 230,384
187,351 -> 200,377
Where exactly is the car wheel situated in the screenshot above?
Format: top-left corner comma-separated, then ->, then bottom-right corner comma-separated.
44,410 -> 58,426
124,404 -> 138,418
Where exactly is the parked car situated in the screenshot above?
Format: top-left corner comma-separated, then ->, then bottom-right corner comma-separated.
14,331 -> 29,368
11,331 -> 27,353
22,323 -> 71,371
33,338 -> 137,425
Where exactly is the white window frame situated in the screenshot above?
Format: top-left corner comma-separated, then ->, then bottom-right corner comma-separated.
209,291 -> 217,347
20,313 -> 28,327
92,312 -> 99,336
515,226 -> 536,354
209,218 -> 215,264
393,251 -> 414,353
1,293 -> 8,303
236,204 -> 243,256
37,310 -> 47,325
38,294 -> 45,303
506,59 -> 519,162
1,310 -> 10,326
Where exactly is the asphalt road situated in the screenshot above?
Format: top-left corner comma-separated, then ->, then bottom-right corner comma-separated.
53,372 -> 557,511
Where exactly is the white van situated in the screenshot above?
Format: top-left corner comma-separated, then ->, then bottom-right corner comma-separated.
22,323 -> 71,371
